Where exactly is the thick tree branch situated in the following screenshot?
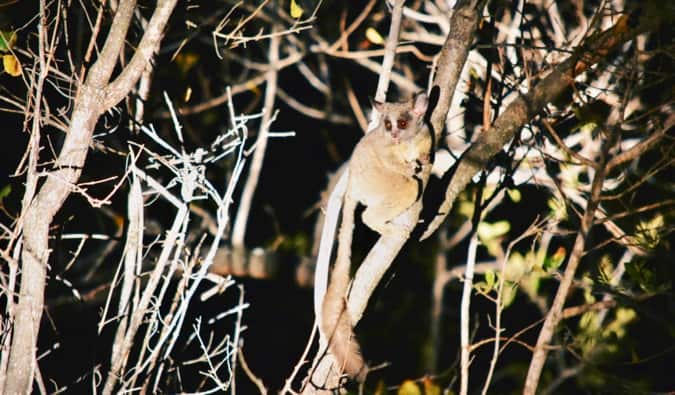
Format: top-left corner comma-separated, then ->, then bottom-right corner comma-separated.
4,1 -> 177,393
104,0 -> 177,109
87,0 -> 137,87
4,0 -> 138,389
420,9 -> 651,240
429,0 -> 484,142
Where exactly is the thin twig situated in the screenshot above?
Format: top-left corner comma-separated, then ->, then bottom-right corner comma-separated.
460,233 -> 479,395
482,219 -> 547,394
238,348 -> 267,395
276,88 -> 352,124
541,119 -> 598,168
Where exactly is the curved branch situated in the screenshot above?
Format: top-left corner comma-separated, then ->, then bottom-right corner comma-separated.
522,130 -> 611,395
606,113 -> 673,170
171,51 -> 305,117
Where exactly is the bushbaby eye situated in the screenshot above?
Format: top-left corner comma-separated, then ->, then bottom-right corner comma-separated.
397,119 -> 408,129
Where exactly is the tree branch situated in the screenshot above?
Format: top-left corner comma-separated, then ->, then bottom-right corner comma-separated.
429,0 -> 484,142
523,130 -> 612,394
104,0 -> 178,109
4,1 -> 177,393
232,25 -> 280,247
606,113 -> 674,170
373,0 -> 406,104
420,9 -> 651,240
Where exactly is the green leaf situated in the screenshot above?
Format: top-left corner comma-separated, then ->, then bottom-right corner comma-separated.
477,220 -> 510,241
0,184 -> 11,200
276,232 -> 309,255
457,198 -> 474,220
474,281 -> 491,294
0,30 -> 16,52
547,197 -> 568,221
634,214 -> 664,250
524,272 -> 541,296
598,254 -> 614,283
505,251 -> 533,282
603,308 -> 637,339
543,247 -> 566,272
626,259 -> 672,293
500,283 -> 518,308
579,121 -> 599,135
507,188 -> 521,202
485,269 -> 496,289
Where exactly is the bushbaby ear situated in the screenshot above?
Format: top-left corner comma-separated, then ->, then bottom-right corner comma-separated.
412,92 -> 429,116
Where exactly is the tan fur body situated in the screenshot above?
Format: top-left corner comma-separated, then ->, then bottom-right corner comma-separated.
321,93 -> 431,381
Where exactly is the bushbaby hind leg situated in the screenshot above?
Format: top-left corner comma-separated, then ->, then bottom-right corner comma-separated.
360,178 -> 418,234
361,203 -> 414,234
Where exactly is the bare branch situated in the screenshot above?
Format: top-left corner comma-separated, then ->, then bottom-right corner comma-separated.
541,119 -> 598,168
523,129 -> 615,395
173,51 -> 304,116
374,0 -> 406,104
606,113 -> 674,170
428,0 -> 485,143
4,1 -> 177,392
232,25 -> 280,247
104,0 -> 179,109
277,88 -> 352,124
238,348 -> 268,395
